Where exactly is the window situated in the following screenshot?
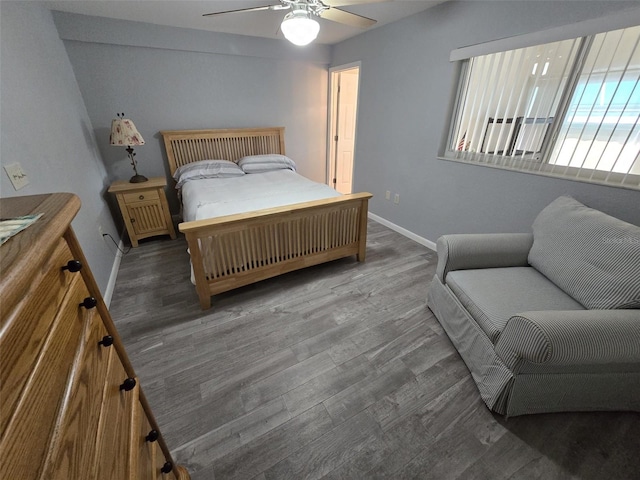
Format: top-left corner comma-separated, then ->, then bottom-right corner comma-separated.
446,25 -> 640,190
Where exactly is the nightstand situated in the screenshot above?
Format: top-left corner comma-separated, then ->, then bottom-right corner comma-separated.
108,177 -> 176,247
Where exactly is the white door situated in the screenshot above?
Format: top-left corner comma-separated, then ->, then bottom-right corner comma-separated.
329,66 -> 360,194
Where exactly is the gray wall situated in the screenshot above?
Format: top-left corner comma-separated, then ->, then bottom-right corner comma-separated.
332,0 -> 640,241
0,1 -> 118,294
53,12 -> 332,214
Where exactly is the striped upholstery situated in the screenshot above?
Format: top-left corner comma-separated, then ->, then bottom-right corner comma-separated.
427,196 -> 640,416
528,196 -> 640,309
496,310 -> 640,370
428,276 -> 640,415
447,267 -> 584,343
436,233 -> 533,281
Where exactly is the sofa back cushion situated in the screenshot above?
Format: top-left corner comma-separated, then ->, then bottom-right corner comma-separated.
528,196 -> 640,309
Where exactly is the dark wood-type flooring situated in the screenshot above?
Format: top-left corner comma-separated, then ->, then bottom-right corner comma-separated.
109,220 -> 640,480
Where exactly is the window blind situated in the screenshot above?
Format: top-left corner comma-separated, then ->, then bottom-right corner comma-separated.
446,25 -> 640,190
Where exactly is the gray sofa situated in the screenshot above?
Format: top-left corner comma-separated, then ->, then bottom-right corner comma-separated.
427,196 -> 640,416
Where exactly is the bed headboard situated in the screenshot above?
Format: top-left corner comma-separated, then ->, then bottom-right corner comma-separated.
160,127 -> 286,175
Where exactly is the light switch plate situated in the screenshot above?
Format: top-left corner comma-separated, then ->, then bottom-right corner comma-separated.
4,162 -> 29,190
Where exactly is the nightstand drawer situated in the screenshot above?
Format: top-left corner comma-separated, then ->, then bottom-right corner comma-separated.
123,190 -> 160,204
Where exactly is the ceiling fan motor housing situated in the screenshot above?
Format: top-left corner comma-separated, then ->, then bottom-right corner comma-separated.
203,0 -> 376,46
282,0 -> 329,17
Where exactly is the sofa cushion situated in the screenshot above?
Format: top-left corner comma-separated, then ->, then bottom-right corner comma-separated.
447,267 -> 585,343
528,196 -> 640,309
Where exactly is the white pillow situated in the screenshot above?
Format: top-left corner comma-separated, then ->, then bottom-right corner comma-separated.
238,154 -> 296,173
173,159 -> 244,188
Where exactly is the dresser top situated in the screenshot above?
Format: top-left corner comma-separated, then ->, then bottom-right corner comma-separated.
0,193 -> 80,306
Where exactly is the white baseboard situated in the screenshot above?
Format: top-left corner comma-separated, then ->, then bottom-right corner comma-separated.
368,212 -> 437,251
103,238 -> 124,308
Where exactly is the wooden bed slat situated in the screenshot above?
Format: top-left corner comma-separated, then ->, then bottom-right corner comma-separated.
161,127 -> 286,174
161,127 -> 371,309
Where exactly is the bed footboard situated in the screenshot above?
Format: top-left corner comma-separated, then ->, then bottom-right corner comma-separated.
179,193 -> 372,309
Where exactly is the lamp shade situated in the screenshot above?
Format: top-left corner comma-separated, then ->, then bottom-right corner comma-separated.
281,10 -> 320,46
110,118 -> 145,146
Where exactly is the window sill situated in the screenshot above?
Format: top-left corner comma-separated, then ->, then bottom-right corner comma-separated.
437,154 -> 639,191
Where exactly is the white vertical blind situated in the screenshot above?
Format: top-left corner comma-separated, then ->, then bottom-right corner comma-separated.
548,26 -> 640,188
446,25 -> 640,190
451,38 -> 580,159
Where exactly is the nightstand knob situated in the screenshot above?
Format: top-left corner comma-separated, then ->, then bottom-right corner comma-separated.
145,430 -> 159,443
161,462 -> 173,474
79,297 -> 97,309
98,335 -> 114,347
120,377 -> 136,391
139,194 -> 144,200
61,260 -> 82,272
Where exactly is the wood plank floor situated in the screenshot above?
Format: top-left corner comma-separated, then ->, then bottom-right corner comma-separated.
110,220 -> 640,480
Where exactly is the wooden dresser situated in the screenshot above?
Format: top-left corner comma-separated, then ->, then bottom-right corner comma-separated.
0,193 -> 189,480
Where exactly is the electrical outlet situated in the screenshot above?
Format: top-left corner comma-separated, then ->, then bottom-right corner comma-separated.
394,194 -> 400,205
385,190 -> 391,200
98,224 -> 105,237
4,162 -> 29,190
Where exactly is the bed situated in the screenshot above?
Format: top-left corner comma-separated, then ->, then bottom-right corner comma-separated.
161,127 -> 372,309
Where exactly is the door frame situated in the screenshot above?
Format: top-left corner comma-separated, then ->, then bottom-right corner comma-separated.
327,61 -> 361,191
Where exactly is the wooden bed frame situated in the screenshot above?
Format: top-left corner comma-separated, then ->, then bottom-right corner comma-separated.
161,127 -> 372,309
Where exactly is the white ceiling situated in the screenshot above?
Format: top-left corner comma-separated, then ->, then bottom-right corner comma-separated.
45,0 -> 447,45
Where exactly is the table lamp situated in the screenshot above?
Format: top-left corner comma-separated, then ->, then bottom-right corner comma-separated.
109,113 -> 147,183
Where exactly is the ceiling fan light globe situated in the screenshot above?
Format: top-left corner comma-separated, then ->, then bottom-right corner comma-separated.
281,13 -> 320,46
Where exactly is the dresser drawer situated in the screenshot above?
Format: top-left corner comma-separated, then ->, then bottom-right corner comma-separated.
136,401 -> 158,480
47,312 -> 112,480
94,349 -> 136,478
0,237 -> 78,434
123,189 -> 160,204
2,274 -> 91,479
1,194 -> 188,480
157,447 -> 177,480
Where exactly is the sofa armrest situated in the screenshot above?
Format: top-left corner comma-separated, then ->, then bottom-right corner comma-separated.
436,233 -> 533,282
495,310 -> 640,368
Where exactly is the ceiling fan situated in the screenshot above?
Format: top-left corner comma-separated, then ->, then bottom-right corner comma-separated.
203,0 -> 383,46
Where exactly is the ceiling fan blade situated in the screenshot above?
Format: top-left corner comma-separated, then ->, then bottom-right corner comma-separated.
319,7 -> 377,28
203,4 -> 287,17
323,0 -> 387,5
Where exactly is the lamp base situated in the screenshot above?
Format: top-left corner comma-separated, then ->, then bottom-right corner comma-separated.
129,174 -> 148,183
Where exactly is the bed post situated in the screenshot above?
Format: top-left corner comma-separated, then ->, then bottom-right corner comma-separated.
183,232 -> 211,310
357,195 -> 370,262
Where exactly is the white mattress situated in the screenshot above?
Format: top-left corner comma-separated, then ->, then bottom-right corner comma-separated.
180,169 -> 341,222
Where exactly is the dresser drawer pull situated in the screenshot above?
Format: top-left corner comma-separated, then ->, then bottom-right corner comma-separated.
98,335 -> 114,347
145,429 -> 159,443
161,462 -> 173,474
119,377 -> 136,391
79,297 -> 97,309
61,259 -> 83,272
139,194 -> 145,200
